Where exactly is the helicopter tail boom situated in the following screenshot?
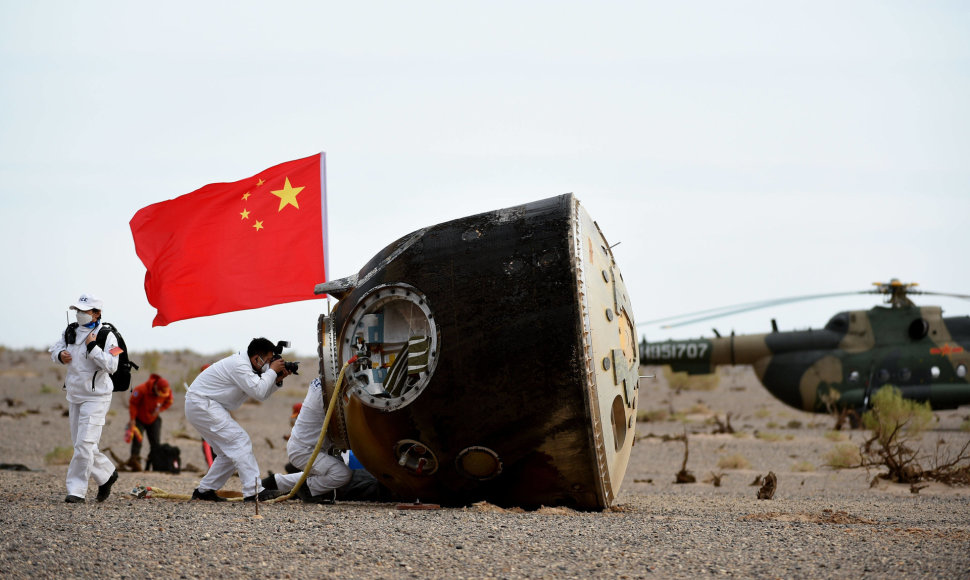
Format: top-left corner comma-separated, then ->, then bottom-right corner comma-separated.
640,334 -> 771,374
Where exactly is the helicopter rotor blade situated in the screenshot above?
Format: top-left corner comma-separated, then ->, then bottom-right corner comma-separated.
638,291 -> 869,329
910,291 -> 970,300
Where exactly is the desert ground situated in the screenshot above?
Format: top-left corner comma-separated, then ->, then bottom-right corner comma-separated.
1,347 -> 968,579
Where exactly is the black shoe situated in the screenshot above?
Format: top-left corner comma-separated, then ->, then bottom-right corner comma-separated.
261,473 -> 278,490
65,495 -> 85,504
96,470 -> 118,502
244,488 -> 284,502
302,489 -> 337,504
191,488 -> 226,502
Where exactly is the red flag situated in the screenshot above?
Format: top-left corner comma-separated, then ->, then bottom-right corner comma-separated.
130,153 -> 328,327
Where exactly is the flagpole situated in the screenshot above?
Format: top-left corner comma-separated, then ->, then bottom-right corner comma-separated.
319,151 -> 329,284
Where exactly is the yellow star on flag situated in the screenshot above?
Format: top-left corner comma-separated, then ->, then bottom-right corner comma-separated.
270,177 -> 304,211
253,220 -> 264,231
241,192 -> 251,201
256,178 -> 265,187
240,209 -> 250,220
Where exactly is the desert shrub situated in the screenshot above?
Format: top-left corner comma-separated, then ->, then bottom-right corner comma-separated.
637,409 -> 668,422
717,453 -> 751,470
825,443 -> 861,469
786,420 -> 803,429
824,430 -> 848,442
45,446 -> 73,465
791,461 -> 815,472
754,408 -> 771,419
766,421 -> 779,429
662,366 -> 719,391
39,384 -> 56,394
687,403 -> 710,415
862,386 -> 934,447
961,418 -> 970,433
858,386 -> 948,483
755,431 -> 781,442
140,350 -> 162,374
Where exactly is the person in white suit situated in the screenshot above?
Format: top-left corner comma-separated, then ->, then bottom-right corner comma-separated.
261,377 -> 351,502
50,293 -> 120,503
184,337 -> 292,502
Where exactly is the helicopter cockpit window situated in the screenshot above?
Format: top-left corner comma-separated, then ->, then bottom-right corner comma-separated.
824,313 -> 849,333
877,369 -> 891,384
340,284 -> 439,412
847,371 -> 860,384
958,364 -> 967,379
898,368 -> 911,382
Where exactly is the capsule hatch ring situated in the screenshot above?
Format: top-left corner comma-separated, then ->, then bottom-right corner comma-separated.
340,283 -> 439,412
394,439 -> 438,476
456,446 -> 503,481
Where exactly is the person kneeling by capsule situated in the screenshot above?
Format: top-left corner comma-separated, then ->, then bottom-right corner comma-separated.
262,377 -> 351,503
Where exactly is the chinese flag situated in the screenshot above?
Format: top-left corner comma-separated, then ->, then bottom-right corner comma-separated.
130,153 -> 328,326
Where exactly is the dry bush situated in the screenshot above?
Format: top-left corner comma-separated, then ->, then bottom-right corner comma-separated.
717,453 -> 751,470
662,366 -> 719,392
755,431 -> 782,442
859,386 -> 969,485
824,430 -> 848,442
45,446 -> 73,465
140,350 -> 162,374
820,387 -> 860,430
825,443 -> 862,469
961,418 -> 970,433
637,409 -> 668,423
791,461 -> 815,472
687,402 -> 711,415
711,413 -> 735,434
754,408 -> 771,419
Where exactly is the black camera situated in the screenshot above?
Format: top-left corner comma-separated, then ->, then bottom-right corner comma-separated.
272,340 -> 300,375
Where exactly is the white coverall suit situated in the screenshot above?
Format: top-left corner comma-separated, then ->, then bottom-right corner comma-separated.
50,323 -> 119,498
273,378 -> 352,496
184,352 -> 281,497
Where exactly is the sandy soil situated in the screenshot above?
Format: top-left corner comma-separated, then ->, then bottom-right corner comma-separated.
1,347 -> 968,579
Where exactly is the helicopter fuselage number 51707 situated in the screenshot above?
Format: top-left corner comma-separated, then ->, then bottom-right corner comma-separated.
643,342 -> 709,360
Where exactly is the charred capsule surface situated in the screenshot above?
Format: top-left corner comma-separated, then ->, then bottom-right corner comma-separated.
316,194 -> 638,509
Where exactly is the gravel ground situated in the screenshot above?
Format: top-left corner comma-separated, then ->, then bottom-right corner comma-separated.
2,350 -> 969,578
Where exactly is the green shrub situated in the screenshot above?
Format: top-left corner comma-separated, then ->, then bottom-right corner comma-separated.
45,446 -> 73,465
717,453 -> 751,470
825,443 -> 861,469
862,386 -> 934,447
662,366 -> 719,391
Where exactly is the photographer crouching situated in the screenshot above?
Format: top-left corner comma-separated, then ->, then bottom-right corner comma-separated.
184,337 -> 297,502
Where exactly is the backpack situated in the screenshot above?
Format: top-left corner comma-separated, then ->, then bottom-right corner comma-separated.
147,443 -> 181,473
64,321 -> 139,392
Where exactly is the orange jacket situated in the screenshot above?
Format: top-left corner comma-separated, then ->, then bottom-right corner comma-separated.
129,374 -> 173,425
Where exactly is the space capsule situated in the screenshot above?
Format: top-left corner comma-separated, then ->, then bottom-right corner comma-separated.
315,194 -> 638,509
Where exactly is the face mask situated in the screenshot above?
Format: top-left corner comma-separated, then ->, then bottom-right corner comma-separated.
76,311 -> 95,327
255,356 -> 269,374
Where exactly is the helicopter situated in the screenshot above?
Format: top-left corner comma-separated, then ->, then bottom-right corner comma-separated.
639,279 -> 970,414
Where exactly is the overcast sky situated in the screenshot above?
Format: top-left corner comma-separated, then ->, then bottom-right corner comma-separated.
2,1 -> 968,357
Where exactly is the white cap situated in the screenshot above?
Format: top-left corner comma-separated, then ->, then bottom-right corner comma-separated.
70,293 -> 103,311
